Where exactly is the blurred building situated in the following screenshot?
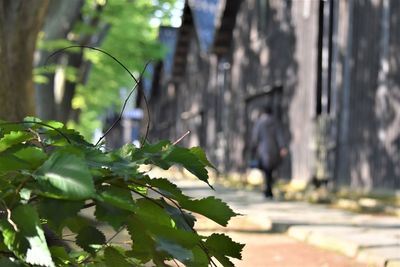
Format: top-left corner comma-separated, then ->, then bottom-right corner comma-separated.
140,0 -> 400,192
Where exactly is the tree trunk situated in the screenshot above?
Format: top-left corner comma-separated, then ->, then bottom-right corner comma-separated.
35,0 -> 84,120
57,51 -> 83,122
58,23 -> 111,123
0,0 -> 49,121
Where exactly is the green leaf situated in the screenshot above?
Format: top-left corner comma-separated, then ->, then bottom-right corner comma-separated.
44,121 -> 64,129
0,257 -> 24,267
47,128 -> 91,146
114,143 -> 135,158
80,147 -> 111,179
85,147 -> 112,169
49,246 -> 75,266
190,147 -> 216,169
104,247 -> 132,267
37,199 -> 84,231
131,141 -> 172,169
0,131 -> 33,153
126,217 -> 154,263
128,210 -> 200,261
204,233 -> 245,267
35,150 -> 95,200
135,199 -> 173,227
99,185 -> 136,211
76,226 -> 106,255
127,216 -> 200,264
0,221 -> 29,260
205,234 -> 244,259
191,246 -> 209,267
0,121 -> 24,135
160,200 -> 196,230
182,197 -> 238,227
156,238 -> 193,263
163,146 -> 211,187
110,160 -> 141,179
64,216 -> 91,233
145,178 -> 189,203
94,201 -> 131,230
68,250 -> 89,264
12,205 -> 55,267
136,141 -> 170,155
152,223 -> 200,249
0,154 -> 30,173
14,147 -> 47,168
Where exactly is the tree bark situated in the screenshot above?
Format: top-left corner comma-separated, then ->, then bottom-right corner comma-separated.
0,0 -> 49,121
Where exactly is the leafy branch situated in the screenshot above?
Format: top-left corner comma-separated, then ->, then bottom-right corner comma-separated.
0,118 -> 244,266
127,180 -> 219,267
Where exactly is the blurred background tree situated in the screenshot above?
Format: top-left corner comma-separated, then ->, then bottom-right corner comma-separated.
33,0 -> 179,139
0,0 -> 49,121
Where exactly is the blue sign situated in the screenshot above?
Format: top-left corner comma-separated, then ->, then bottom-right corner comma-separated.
189,0 -> 221,52
123,108 -> 144,120
158,26 -> 178,80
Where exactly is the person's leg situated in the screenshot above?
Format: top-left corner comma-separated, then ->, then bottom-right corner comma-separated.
263,168 -> 274,198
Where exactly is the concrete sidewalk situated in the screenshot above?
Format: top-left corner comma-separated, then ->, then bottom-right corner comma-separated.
174,179 -> 400,267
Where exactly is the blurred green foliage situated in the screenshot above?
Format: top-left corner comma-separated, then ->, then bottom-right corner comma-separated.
36,0 -> 180,140
74,0 -> 177,139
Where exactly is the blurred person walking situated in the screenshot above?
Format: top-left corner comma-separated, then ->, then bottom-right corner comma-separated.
251,105 -> 287,198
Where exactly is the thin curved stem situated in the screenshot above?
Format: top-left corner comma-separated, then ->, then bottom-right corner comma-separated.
44,45 -> 152,147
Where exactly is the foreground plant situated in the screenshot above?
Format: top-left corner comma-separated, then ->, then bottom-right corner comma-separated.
0,118 -> 243,266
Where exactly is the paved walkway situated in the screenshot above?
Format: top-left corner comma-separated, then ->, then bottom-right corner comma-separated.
228,233 -> 368,267
174,179 -> 400,267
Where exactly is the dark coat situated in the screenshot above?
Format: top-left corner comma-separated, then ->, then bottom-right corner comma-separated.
251,113 -> 285,170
